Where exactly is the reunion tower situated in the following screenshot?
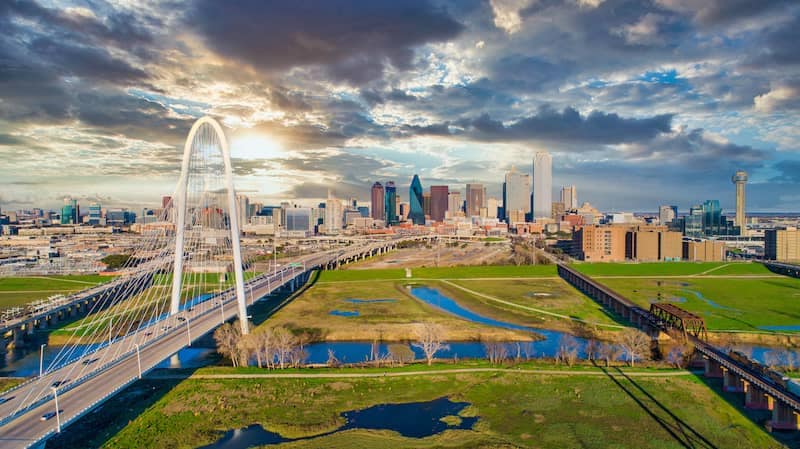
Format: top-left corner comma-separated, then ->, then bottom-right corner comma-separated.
732,170 -> 748,234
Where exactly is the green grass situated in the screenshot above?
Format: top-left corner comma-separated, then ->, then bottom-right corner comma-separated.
319,265 -> 558,282
0,275 -> 113,310
448,279 -> 624,332
48,366 -> 785,449
261,280 -> 532,342
0,377 -> 23,394
572,262 -> 770,277
598,276 -> 800,332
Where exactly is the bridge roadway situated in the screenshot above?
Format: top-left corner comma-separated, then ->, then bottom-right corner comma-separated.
0,240 -> 396,449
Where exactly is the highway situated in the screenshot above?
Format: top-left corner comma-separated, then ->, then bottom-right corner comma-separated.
0,240 -> 397,449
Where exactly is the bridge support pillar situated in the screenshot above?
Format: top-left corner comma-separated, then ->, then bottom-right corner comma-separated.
769,402 -> 799,431
12,327 -> 23,347
744,383 -> 772,410
703,358 -> 723,378
722,369 -> 745,393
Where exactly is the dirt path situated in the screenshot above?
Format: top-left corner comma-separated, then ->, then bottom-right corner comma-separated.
148,367 -> 696,380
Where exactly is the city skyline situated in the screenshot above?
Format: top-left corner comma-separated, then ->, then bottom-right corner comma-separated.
0,1 -> 799,212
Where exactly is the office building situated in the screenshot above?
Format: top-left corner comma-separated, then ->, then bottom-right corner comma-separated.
88,203 -> 103,226
683,239 -> 727,262
465,184 -> 485,217
561,185 -> 577,210
408,175 -> 425,225
430,185 -> 449,222
625,227 -> 682,262
284,208 -> 313,233
732,170 -> 747,234
423,192 -> 431,218
486,198 -> 499,219
236,194 -> 250,228
60,198 -> 79,225
385,181 -> 398,225
551,202 -> 565,220
370,182 -> 385,221
765,228 -> 800,262
571,225 -> 628,262
448,191 -> 463,218
503,166 -> 531,221
659,205 -> 677,225
324,191 -> 343,233
533,152 -> 552,220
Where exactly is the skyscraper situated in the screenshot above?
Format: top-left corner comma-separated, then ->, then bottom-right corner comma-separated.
430,185 -> 449,222
408,175 -> 425,225
560,185 -> 577,210
324,190 -> 343,232
448,191 -> 463,218
370,182 -> 385,221
465,184 -> 486,217
236,194 -> 250,229
659,205 -> 678,225
533,152 -> 552,220
732,170 -> 747,234
503,166 -> 530,221
385,181 -> 398,224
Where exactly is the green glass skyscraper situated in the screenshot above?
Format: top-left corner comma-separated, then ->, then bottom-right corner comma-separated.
408,175 -> 425,225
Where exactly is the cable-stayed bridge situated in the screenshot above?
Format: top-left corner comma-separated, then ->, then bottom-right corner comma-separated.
0,117 -> 403,449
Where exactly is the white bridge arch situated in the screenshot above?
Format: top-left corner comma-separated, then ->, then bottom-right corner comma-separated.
171,116 -> 249,334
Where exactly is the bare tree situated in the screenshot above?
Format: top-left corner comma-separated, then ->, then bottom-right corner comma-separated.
272,326 -> 297,369
412,323 -> 449,366
557,335 -> 580,366
483,341 -> 509,364
585,339 -> 600,362
387,343 -> 415,366
666,342 -> 693,368
326,348 -> 340,368
520,342 -> 535,360
763,350 -> 782,370
599,342 -> 622,367
617,328 -> 651,367
214,321 -> 242,367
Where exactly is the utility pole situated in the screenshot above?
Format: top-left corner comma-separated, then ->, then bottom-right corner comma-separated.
134,343 -> 142,379
51,387 -> 61,433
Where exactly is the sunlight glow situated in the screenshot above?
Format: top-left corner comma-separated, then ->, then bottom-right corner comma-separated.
230,134 -> 286,160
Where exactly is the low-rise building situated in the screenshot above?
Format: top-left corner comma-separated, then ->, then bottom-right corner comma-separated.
764,228 -> 800,262
683,239 -> 726,262
625,228 -> 682,262
571,224 -> 628,262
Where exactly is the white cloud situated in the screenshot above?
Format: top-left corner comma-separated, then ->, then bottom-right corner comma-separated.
489,0 -> 532,34
754,84 -> 800,113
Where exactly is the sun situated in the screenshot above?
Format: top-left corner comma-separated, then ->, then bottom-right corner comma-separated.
230,134 -> 286,160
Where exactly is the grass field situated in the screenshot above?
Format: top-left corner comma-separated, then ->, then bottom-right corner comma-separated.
260,279 -> 533,342
266,264 -> 619,341
0,377 -> 22,394
598,276 -> 800,332
318,265 -> 558,282
46,364 -> 787,449
573,262 -> 773,277
0,275 -> 112,310
446,279 -> 624,334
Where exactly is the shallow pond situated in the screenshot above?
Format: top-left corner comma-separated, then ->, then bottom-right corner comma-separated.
198,396 -> 476,449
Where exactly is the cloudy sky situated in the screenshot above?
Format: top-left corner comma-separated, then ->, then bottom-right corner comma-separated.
1,0 -> 798,213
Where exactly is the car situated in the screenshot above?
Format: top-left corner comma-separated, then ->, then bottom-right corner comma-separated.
40,410 -> 62,421
161,326 -> 171,331
0,396 -> 13,405
145,332 -> 153,336
81,358 -> 98,365
51,380 -> 67,388
177,317 -> 186,322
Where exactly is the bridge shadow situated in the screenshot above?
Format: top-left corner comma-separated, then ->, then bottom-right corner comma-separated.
692,374 -> 800,449
595,361 -> 720,449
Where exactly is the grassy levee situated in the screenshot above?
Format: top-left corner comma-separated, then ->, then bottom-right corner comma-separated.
0,275 -> 112,310
47,364 -> 786,449
573,261 -> 771,277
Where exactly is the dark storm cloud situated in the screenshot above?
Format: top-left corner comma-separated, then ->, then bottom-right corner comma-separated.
459,106 -> 673,144
624,128 -> 768,165
0,134 -> 25,145
188,0 -> 464,83
279,152 -> 390,177
770,160 -> 800,183
655,0 -> 794,26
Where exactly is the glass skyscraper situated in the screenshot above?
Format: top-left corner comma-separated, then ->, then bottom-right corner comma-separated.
384,181 -> 398,225
408,175 -> 425,225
